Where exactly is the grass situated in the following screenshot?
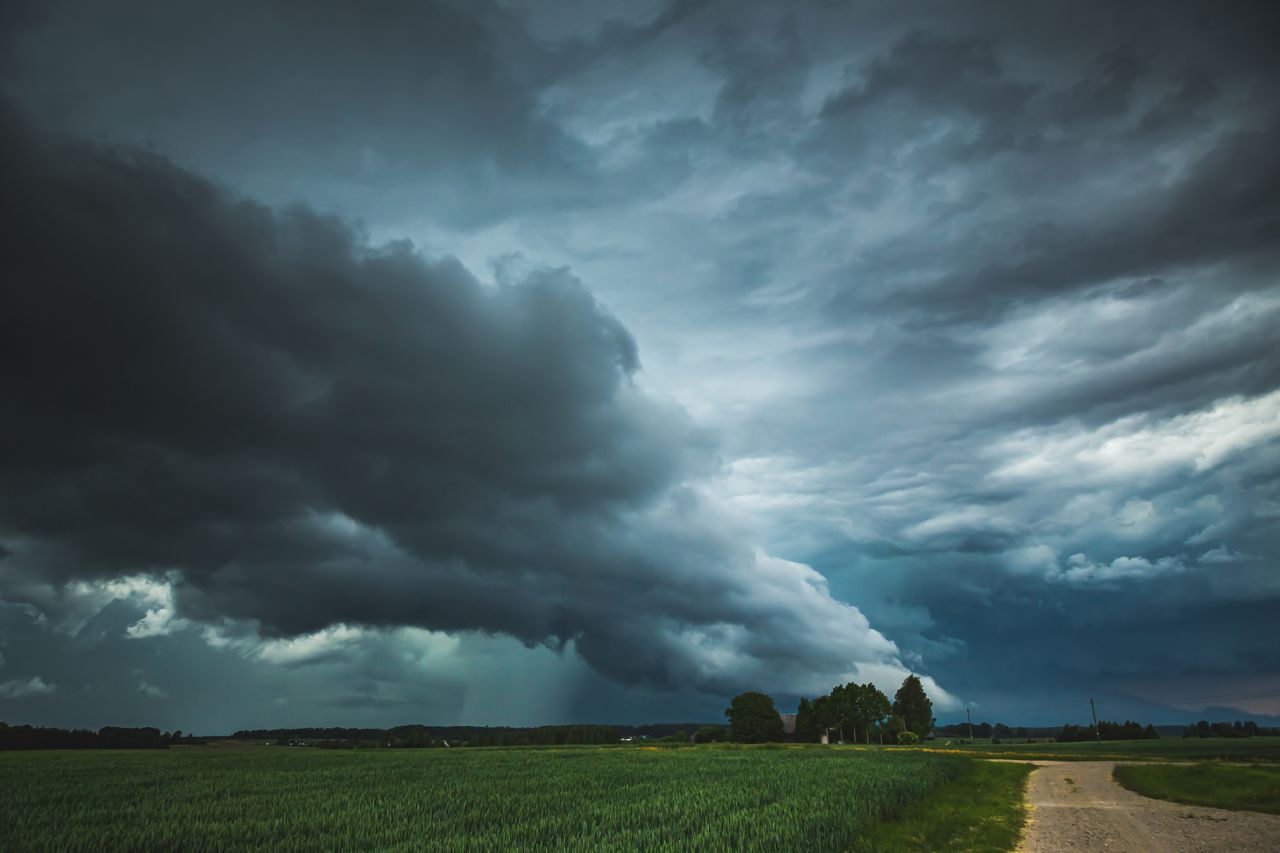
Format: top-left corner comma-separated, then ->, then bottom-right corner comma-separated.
0,745 -> 976,851
851,759 -> 1033,852
919,735 -> 1280,763
1113,762 -> 1280,815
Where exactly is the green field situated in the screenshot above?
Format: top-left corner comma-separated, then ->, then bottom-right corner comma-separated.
851,760 -> 1032,853
920,735 -> 1280,763
0,746 -> 984,851
1114,762 -> 1280,815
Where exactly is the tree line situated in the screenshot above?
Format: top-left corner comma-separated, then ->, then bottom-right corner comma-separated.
0,722 -> 202,750
1182,720 -> 1279,738
1056,720 -> 1160,742
935,722 -> 1033,741
724,674 -> 935,745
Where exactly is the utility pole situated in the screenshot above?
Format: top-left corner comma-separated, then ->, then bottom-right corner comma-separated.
966,707 -> 974,741
1090,698 -> 1100,742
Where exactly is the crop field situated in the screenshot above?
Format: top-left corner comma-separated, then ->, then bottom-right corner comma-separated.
0,746 -> 969,851
1114,762 -> 1280,814
920,735 -> 1280,763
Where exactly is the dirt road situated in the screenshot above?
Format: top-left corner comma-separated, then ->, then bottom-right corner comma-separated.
1015,760 -> 1280,852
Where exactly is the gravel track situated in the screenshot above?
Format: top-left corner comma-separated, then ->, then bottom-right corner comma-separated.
1015,760 -> 1280,852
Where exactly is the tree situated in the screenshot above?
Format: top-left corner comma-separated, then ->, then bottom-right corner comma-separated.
794,697 -> 820,743
694,726 -> 728,744
853,682 -> 892,744
826,681 -> 892,744
829,683 -> 854,742
886,715 -> 908,744
892,675 -> 934,739
725,692 -> 785,743
811,695 -> 837,742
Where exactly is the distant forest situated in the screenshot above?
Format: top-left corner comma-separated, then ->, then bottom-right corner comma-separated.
0,722 -> 204,750
1055,720 -> 1161,742
1180,720 -> 1279,739
5,717 -> 1277,750
935,719 -> 1280,742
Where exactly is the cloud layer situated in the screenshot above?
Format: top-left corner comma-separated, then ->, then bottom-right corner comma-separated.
0,101 -> 919,704
1,0 -> 1277,727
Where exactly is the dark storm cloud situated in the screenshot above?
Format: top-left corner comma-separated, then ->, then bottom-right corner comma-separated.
798,13 -> 1280,325
870,117 -> 1280,323
626,0 -> 1280,720
2,0 -> 1278,726
814,29 -> 1039,163
0,101 -> 910,699
0,0 -> 603,228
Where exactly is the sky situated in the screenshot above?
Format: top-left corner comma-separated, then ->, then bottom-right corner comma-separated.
1,0 -> 1278,733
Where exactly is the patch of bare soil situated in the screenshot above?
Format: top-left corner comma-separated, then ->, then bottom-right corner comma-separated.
1015,760 -> 1280,852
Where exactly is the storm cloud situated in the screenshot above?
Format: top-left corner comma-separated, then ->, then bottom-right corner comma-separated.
0,100 -> 917,701
1,0 -> 1277,728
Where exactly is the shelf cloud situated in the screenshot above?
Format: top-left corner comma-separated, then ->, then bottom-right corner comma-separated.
0,101 -> 925,704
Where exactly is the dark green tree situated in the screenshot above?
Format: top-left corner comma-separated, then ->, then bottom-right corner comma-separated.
794,697 -> 820,743
811,695 -> 837,742
725,692 -> 785,743
694,725 -> 728,743
829,683 -> 852,741
854,682 -> 892,744
886,714 -> 908,744
891,674 -> 934,739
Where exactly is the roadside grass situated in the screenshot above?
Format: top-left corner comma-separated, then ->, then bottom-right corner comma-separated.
850,759 -> 1033,852
1113,762 -> 1280,815
918,735 -> 1280,763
